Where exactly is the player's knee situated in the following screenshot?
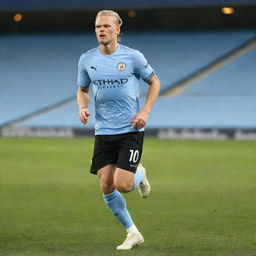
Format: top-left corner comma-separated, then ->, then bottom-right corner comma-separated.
115,180 -> 133,193
100,181 -> 115,194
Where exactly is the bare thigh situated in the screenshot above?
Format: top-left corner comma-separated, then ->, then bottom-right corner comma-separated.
114,168 -> 135,193
97,164 -> 116,194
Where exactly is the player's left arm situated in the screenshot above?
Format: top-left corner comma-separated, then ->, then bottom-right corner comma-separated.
131,75 -> 160,129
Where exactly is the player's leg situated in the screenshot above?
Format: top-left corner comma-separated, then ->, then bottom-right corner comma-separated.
98,165 -> 138,243
90,135 -> 142,249
116,131 -> 151,197
97,164 -> 115,194
114,165 -> 150,196
136,163 -> 151,198
114,167 -> 134,192
113,132 -> 150,250
113,168 -> 144,250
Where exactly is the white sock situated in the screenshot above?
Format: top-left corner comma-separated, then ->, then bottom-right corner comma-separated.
126,224 -> 140,234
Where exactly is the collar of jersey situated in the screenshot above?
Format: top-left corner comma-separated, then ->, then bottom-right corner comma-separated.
98,43 -> 120,57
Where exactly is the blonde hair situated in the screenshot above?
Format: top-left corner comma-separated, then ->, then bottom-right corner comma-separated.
96,10 -> 123,27
96,10 -> 123,41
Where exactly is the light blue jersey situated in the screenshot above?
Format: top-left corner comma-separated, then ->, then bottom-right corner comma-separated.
77,44 -> 155,135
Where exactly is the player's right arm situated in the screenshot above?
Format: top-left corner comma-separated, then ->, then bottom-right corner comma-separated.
77,87 -> 90,124
77,54 -> 91,124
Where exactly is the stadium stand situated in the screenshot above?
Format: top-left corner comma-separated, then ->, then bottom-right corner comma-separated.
19,94 -> 96,128
19,47 -> 256,129
0,34 -> 95,126
182,49 -> 256,97
124,30 -> 256,94
149,48 -> 256,129
0,30 -> 255,129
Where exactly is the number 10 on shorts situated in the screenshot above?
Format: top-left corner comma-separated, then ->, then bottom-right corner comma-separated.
129,149 -> 139,163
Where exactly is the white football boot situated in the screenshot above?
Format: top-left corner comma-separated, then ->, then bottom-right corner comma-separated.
116,232 -> 144,250
137,163 -> 151,198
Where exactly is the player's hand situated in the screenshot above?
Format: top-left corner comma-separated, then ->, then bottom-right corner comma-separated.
79,107 -> 90,124
131,109 -> 149,130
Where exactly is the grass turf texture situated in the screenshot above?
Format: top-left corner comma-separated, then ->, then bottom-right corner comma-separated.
0,137 -> 256,256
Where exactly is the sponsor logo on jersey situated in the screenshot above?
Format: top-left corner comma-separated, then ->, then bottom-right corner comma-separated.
91,78 -> 128,89
90,66 -> 97,71
117,62 -> 126,71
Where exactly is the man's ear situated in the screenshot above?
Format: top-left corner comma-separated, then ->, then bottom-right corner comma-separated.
116,26 -> 120,35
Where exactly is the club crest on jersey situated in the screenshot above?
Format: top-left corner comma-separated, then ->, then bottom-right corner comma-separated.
117,62 -> 126,71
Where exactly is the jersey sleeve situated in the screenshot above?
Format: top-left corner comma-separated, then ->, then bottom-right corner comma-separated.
133,50 -> 155,82
77,55 -> 91,88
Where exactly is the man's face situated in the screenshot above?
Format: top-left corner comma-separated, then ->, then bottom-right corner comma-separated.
95,15 -> 120,45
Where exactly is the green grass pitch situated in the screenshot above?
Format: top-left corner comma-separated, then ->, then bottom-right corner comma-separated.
0,137 -> 256,256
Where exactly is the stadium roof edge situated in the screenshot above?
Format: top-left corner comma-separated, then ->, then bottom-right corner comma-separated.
1,0 -> 256,11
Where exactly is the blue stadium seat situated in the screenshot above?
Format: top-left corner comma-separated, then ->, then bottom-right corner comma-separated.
0,34 -> 95,126
148,49 -> 256,129
1,31 -> 255,129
